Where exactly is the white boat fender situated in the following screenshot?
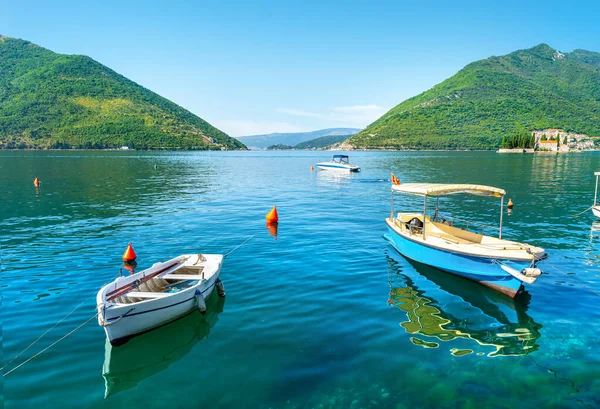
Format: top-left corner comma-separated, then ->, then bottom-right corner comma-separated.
216,279 -> 226,297
195,290 -> 206,315
499,264 -> 538,285
523,268 -> 542,278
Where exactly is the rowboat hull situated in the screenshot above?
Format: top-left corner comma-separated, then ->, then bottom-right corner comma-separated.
385,224 -> 531,298
593,206 -> 600,218
97,254 -> 222,346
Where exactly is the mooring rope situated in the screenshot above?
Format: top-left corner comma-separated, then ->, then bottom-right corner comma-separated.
3,311 -> 99,377
224,235 -> 256,258
546,262 -> 600,298
572,206 -> 592,217
0,290 -> 98,372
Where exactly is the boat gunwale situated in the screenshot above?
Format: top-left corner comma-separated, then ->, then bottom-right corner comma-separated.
385,218 -> 539,262
99,254 -> 222,308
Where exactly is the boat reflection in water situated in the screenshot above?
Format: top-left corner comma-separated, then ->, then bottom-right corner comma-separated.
102,293 -> 225,397
387,247 -> 542,357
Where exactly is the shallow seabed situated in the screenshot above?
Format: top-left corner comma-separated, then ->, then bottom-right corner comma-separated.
2,150 -> 599,408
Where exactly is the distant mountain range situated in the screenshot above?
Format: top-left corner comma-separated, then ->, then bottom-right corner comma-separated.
349,44 -> 600,150
236,128 -> 360,149
0,35 -> 245,150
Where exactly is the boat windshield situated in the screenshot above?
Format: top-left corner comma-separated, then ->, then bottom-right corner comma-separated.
333,155 -> 349,164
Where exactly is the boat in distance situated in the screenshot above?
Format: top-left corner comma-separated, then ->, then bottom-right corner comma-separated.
316,155 -> 360,172
385,182 -> 547,298
97,253 -> 225,345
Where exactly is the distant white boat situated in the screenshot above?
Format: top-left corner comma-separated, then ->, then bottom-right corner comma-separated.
316,155 -> 360,172
97,254 -> 224,345
593,171 -> 600,217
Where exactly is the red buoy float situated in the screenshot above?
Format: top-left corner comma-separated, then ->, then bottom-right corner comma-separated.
122,242 -> 137,262
266,205 -> 278,224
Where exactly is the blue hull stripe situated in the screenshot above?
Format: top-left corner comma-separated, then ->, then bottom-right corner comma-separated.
385,227 -> 525,293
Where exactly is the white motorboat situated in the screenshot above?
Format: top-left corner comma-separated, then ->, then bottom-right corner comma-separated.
593,171 -> 600,217
97,253 -> 224,346
316,155 -> 360,172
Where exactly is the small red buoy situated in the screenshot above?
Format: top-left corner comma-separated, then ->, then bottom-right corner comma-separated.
507,198 -> 514,209
33,177 -> 40,187
266,206 -> 278,224
122,242 -> 137,262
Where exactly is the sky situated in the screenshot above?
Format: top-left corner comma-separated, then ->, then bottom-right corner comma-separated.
2,0 -> 600,136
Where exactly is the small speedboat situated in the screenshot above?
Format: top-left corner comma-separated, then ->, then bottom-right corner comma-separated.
385,183 -> 547,298
316,155 -> 360,172
593,171 -> 600,217
97,254 -> 225,346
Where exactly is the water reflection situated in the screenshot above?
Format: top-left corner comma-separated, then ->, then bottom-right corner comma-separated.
315,169 -> 352,185
102,293 -> 225,397
387,248 -> 542,357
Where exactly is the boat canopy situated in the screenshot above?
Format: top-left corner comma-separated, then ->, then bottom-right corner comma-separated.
392,183 -> 505,198
333,155 -> 349,163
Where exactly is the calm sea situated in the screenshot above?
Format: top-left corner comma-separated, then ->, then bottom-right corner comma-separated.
2,150 -> 599,409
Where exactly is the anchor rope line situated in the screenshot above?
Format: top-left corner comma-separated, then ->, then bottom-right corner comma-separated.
3,311 -> 100,377
0,290 -> 98,372
572,206 -> 593,217
546,263 -> 600,298
224,235 -> 256,258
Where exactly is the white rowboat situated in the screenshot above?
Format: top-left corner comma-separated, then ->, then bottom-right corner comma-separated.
97,253 -> 224,346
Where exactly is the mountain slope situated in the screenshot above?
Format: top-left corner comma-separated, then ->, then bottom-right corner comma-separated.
0,35 -> 245,150
348,44 -> 600,150
237,128 -> 360,149
294,133 -> 354,149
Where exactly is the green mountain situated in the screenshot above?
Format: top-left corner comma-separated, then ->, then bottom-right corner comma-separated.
0,35 -> 245,150
349,44 -> 600,150
294,133 -> 354,149
237,128 -> 360,149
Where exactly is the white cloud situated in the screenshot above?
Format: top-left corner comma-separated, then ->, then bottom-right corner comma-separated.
214,120 -> 309,137
277,105 -> 387,127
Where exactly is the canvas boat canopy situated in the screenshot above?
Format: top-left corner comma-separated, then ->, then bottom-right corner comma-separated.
332,155 -> 350,163
392,183 -> 505,197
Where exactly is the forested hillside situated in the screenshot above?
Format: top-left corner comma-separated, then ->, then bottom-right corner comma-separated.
348,44 -> 600,150
0,35 -> 245,150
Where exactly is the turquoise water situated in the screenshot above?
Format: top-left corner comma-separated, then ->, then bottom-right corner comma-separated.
2,150 -> 599,408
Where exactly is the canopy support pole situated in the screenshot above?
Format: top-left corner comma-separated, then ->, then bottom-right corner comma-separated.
390,189 -> 394,220
499,196 -> 504,239
595,175 -> 599,206
423,195 -> 427,240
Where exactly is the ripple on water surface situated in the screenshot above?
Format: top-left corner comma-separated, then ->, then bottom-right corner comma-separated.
2,151 -> 600,409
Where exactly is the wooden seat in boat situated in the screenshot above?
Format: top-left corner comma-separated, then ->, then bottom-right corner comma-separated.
124,292 -> 171,299
162,274 -> 204,281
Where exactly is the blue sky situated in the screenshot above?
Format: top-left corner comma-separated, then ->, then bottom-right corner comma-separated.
3,0 -> 600,136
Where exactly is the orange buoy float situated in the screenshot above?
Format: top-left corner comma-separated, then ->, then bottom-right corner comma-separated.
122,242 -> 137,262
266,205 -> 278,224
310,166 -> 314,171
33,177 -> 40,187
507,198 -> 514,209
